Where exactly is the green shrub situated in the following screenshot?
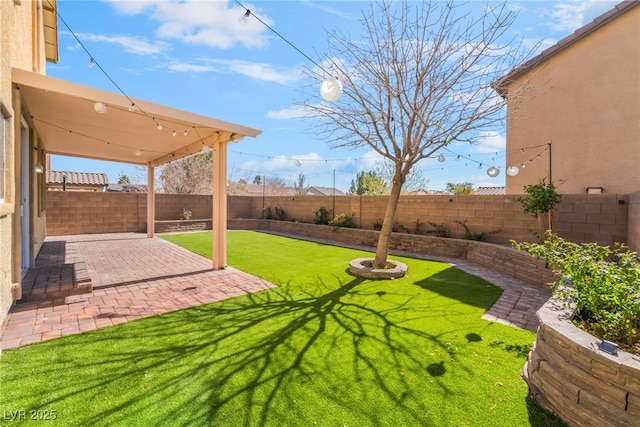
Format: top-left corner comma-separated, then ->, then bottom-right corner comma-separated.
180,208 -> 192,220
329,213 -> 356,228
514,233 -> 640,349
372,219 -> 383,231
313,206 -> 332,225
392,222 -> 408,233
263,206 -> 286,221
425,222 -> 451,238
455,220 -> 499,242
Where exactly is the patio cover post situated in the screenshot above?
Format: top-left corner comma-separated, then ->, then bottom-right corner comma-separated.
147,164 -> 155,238
212,140 -> 227,269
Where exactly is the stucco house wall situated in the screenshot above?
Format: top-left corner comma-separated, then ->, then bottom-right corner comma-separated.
498,2 -> 640,196
0,1 -> 51,333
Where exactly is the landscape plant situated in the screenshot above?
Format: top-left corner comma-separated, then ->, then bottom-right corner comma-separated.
455,220 -> 500,242
514,233 -> 640,353
328,213 -> 356,228
518,178 -> 562,236
313,205 -> 332,225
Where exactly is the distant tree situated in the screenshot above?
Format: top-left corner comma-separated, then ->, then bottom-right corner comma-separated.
375,161 -> 427,193
348,171 -> 389,195
159,153 -> 212,194
117,174 -> 131,185
301,0 -> 533,267
446,182 -> 475,195
294,173 -> 309,195
253,175 -> 262,185
264,176 -> 290,196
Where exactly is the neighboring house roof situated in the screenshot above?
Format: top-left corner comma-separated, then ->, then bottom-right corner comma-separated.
307,186 -> 346,196
403,188 -> 430,195
475,186 -> 506,195
47,170 -> 108,186
493,1 -> 639,95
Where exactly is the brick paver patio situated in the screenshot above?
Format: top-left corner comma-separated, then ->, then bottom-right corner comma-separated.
0,232 -> 551,351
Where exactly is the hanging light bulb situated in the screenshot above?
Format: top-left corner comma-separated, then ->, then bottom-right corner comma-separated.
172,130 -> 177,137
487,166 -> 500,177
88,58 -> 96,68
478,163 -> 483,169
184,129 -> 189,136
437,154 -> 446,162
320,77 -> 343,102
157,122 -> 163,131
521,163 -> 526,169
241,9 -> 251,23
134,149 -> 142,157
506,166 -> 519,176
94,102 -> 107,114
128,103 -> 135,112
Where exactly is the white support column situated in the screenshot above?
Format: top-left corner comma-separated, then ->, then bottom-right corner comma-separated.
211,140 -> 227,269
147,164 -> 155,238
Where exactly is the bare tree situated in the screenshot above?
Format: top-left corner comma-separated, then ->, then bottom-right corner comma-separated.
302,0 -> 532,267
264,176 -> 291,196
294,173 -> 309,195
159,153 -> 212,194
374,160 -> 428,193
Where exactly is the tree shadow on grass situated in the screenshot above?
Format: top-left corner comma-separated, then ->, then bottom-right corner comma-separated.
1,269 -> 555,426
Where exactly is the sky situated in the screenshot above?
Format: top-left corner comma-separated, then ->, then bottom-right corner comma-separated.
48,0 -> 619,192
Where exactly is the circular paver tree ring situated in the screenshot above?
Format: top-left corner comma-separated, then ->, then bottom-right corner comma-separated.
349,258 -> 408,279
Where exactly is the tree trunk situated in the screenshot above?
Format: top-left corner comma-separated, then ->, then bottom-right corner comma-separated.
374,167 -> 404,267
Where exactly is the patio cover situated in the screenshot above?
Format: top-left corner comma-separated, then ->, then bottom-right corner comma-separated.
12,67 -> 262,269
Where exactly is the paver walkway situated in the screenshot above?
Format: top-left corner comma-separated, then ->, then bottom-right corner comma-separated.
1,233 -> 274,350
1,231 -> 552,351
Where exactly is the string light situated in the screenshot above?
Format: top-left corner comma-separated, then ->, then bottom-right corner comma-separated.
234,0 -> 342,101
88,57 -> 96,68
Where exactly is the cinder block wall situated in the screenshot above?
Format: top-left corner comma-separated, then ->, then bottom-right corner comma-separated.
237,194 -> 629,245
46,192 -> 146,235
46,192 -> 629,246
628,191 -> 640,253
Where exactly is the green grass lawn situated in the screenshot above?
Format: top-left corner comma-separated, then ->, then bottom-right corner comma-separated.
0,231 -> 562,426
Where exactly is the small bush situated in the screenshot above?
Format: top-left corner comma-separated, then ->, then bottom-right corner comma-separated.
425,222 -> 451,238
313,206 -> 332,225
180,208 -> 192,220
329,213 -> 356,228
455,220 -> 499,241
514,233 -> 640,351
263,206 -> 286,221
392,222 -> 409,233
413,219 -> 424,235
372,219 -> 383,231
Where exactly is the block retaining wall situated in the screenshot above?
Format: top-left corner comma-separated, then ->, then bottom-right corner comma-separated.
526,299 -> 640,426
228,219 -> 557,289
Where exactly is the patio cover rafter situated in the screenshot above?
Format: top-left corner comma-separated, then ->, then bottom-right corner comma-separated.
12,68 -> 261,167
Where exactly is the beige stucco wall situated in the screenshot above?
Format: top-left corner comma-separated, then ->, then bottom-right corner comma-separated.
0,1 -> 44,332
503,6 -> 640,195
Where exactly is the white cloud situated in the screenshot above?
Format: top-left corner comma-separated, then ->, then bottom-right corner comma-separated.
108,0 -> 272,49
165,62 -> 217,73
163,58 -> 301,84
547,0 -> 618,33
472,131 -> 506,154
266,105 -> 313,120
75,33 -> 170,56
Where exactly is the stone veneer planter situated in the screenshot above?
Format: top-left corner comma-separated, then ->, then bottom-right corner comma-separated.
348,258 -> 408,279
525,297 -> 640,426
